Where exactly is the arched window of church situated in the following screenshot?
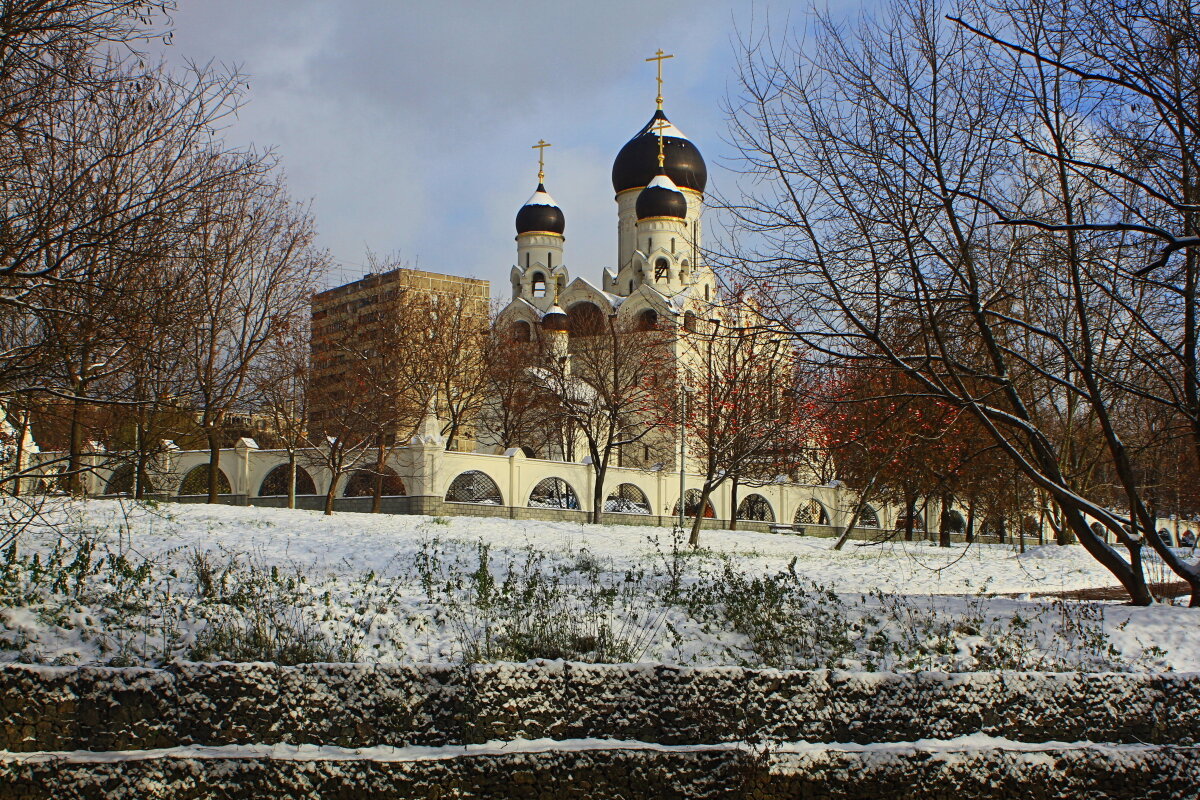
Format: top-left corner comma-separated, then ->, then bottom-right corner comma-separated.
655,258 -> 669,281
512,321 -> 531,342
671,237 -> 676,253
531,273 -> 546,298
547,252 -> 553,269
684,311 -> 698,332
637,309 -> 658,331
705,284 -> 710,301
567,302 -> 605,336
525,252 -> 530,268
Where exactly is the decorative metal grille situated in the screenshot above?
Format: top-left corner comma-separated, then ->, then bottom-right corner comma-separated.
259,465 -> 317,497
858,504 -> 880,528
343,468 -> 406,498
528,477 -> 579,510
673,489 -> 716,519
793,498 -> 829,526
104,465 -> 135,495
736,494 -> 775,522
179,464 -> 230,496
604,483 -> 651,515
446,470 -> 503,505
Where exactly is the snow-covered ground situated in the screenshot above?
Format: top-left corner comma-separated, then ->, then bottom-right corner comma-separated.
0,499 -> 1196,671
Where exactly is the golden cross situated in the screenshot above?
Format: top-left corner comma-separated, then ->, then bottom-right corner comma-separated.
651,118 -> 670,168
645,49 -> 674,110
532,139 -> 551,183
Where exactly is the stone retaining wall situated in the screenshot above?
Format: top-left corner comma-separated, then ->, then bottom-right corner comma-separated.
2,744 -> 1197,800
3,662 -> 1198,753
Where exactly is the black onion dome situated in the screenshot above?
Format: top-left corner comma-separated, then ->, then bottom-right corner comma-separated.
515,184 -> 565,235
612,109 -> 707,194
636,172 -> 688,220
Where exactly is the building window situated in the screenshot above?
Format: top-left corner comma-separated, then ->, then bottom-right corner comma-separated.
532,272 -> 546,298
671,237 -> 676,253
655,258 -> 669,281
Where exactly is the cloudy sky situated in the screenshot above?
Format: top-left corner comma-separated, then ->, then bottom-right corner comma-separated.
154,1 -> 833,298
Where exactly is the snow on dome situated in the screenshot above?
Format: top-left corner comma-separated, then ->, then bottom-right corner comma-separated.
636,170 -> 688,220
524,184 -> 559,208
516,183 -> 565,235
647,173 -> 682,192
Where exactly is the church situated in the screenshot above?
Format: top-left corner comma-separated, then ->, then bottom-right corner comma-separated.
496,53 -> 718,352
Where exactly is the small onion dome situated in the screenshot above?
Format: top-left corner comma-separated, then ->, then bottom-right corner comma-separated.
636,171 -> 687,220
612,109 -> 707,194
515,184 -> 565,235
542,305 -> 569,332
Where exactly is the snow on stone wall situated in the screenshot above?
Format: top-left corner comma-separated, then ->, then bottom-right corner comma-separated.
3,662 -> 1199,753
3,741 -> 1200,799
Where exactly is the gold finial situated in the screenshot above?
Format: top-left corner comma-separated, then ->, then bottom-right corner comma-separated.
651,118 -> 670,169
645,49 -> 674,110
532,139 -> 551,183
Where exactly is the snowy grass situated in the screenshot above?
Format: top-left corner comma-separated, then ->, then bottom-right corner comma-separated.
0,499 -> 1194,671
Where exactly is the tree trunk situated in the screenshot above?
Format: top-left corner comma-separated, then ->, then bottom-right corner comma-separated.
286,454 -> 297,510
67,392 -> 85,495
324,477 -> 337,515
207,432 -> 222,504
966,500 -> 976,544
689,483 -> 715,547
938,494 -> 952,548
591,464 -> 606,525
11,409 -> 27,497
904,495 -> 915,542
729,476 -> 740,531
134,419 -> 148,500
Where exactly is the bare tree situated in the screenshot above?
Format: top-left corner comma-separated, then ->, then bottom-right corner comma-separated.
723,0 -> 1200,603
183,164 -> 327,502
536,315 -> 674,524
674,303 -> 810,545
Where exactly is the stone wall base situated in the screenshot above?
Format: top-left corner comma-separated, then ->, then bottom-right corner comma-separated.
2,744 -> 1196,800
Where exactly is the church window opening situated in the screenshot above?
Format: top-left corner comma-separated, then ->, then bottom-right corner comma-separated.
567,302 -> 604,336
637,309 -> 659,331
683,311 -> 698,332
655,258 -> 669,281
512,320 -> 531,342
671,237 -> 676,253
547,252 -> 553,269
532,273 -> 547,297
525,252 -> 530,268
705,284 -> 710,301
